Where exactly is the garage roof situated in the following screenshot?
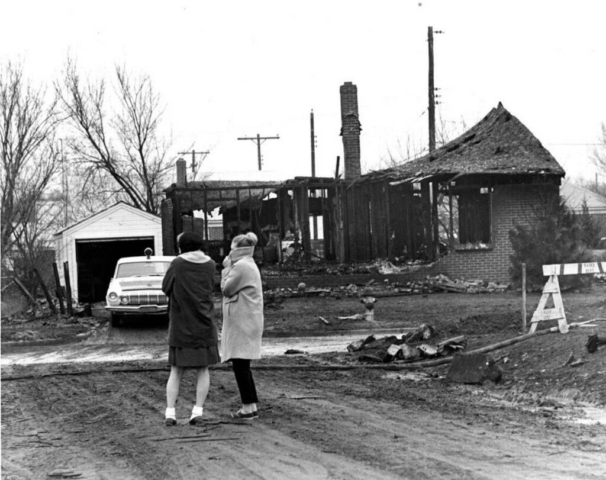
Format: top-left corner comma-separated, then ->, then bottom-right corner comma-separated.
54,202 -> 160,237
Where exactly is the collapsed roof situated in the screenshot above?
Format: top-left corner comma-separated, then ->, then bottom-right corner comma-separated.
361,103 -> 566,184
164,180 -> 281,214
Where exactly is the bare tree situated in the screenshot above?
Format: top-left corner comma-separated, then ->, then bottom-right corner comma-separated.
10,192 -> 63,296
1,62 -> 61,262
436,114 -> 468,149
376,134 -> 427,170
57,61 -> 173,215
591,122 -> 606,196
376,113 -> 470,171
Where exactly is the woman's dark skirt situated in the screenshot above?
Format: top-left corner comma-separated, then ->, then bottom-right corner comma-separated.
168,345 -> 220,368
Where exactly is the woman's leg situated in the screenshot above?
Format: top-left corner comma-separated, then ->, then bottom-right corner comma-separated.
189,367 -> 210,424
194,367 -> 210,408
166,366 -> 184,409
231,359 -> 258,413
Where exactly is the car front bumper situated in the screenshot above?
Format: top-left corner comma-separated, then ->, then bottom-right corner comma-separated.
105,305 -> 168,316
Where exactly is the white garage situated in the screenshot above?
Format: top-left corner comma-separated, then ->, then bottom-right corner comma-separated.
54,202 -> 163,303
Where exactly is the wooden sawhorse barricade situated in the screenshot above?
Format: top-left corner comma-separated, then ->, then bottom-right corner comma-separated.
529,261 -> 606,334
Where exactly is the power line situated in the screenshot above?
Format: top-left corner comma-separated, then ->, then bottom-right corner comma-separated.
545,143 -> 603,146
178,149 -> 210,180
237,133 -> 280,171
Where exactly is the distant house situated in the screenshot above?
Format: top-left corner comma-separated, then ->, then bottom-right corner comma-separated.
561,181 -> 606,237
54,202 -> 163,303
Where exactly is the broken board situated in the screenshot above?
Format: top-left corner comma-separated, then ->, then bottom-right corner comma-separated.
529,275 -> 568,334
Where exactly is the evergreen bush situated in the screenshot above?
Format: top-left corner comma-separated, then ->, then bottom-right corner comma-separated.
509,196 -> 593,290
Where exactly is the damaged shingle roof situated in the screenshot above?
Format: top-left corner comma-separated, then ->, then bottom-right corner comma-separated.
364,103 -> 566,182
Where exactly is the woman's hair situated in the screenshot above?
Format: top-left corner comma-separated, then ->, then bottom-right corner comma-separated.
232,232 -> 258,248
178,232 -> 205,253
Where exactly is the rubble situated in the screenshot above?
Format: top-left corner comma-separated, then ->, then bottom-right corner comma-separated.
262,274 -> 510,306
586,334 -> 606,353
428,274 -> 510,294
446,353 -> 503,384
403,324 -> 437,343
347,326 -> 467,364
346,335 -> 375,352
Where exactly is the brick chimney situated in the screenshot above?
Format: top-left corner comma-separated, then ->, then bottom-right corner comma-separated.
176,158 -> 187,187
340,82 -> 362,179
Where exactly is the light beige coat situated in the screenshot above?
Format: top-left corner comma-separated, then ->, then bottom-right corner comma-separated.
220,247 -> 264,361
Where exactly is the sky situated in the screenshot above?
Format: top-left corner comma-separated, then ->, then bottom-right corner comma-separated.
2,0 -> 606,184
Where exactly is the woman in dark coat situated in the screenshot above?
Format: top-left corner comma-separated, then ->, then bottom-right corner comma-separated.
162,232 -> 219,426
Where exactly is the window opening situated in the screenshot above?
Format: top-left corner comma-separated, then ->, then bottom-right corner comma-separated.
444,186 -> 492,250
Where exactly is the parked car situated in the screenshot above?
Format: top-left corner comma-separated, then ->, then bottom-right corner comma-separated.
105,248 -> 175,327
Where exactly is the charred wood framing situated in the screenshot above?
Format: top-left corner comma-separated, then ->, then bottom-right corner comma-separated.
161,104 -> 566,268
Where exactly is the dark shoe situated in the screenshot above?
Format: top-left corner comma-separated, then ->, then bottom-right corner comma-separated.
165,418 -> 177,426
231,410 -> 255,420
189,416 -> 205,425
252,410 -> 259,417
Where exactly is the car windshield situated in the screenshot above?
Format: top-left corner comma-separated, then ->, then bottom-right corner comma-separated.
116,261 -> 172,278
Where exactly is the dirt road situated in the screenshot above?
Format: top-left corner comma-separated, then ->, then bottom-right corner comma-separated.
3,352 -> 605,479
3,290 -> 606,479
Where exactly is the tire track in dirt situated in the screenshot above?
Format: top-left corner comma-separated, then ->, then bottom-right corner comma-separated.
2,379 -> 146,480
3,370 -> 405,479
4,357 -> 605,479
250,369 -> 606,480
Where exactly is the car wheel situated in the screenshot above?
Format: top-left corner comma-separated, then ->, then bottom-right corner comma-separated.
110,313 -> 122,328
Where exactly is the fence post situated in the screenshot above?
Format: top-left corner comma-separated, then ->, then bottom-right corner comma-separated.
52,262 -> 66,314
63,261 -> 74,316
34,268 -> 57,314
522,263 -> 527,332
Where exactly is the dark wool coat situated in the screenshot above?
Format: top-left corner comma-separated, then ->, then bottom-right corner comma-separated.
162,253 -> 218,349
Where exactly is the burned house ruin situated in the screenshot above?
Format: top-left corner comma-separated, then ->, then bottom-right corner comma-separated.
161,84 -> 565,284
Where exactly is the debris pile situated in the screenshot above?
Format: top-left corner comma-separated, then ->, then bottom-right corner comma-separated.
586,334 -> 606,353
425,275 -> 510,294
446,353 -> 503,384
595,273 -> 606,283
371,259 -> 427,275
347,325 -> 467,364
263,275 -> 510,307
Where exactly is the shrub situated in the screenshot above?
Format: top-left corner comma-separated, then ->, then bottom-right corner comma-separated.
578,199 -> 602,248
509,196 -> 593,289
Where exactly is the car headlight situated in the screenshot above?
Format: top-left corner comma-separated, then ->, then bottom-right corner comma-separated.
120,296 -> 129,305
108,292 -> 118,301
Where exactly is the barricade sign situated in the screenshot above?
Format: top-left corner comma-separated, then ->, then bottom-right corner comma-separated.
530,262 -> 605,334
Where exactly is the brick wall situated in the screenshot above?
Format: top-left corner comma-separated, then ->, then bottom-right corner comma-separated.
263,183 -> 558,289
436,183 -> 558,283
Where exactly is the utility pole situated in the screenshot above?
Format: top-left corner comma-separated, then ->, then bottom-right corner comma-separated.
310,110 -> 316,177
178,149 -> 210,181
428,26 -> 436,156
310,110 -> 318,239
427,26 -> 443,262
237,134 -> 280,171
61,140 -> 69,227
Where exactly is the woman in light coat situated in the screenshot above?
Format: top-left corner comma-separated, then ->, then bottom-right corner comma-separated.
221,232 -> 264,419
